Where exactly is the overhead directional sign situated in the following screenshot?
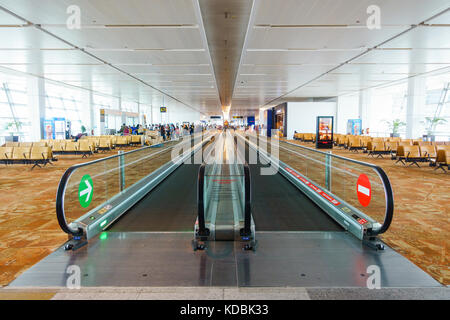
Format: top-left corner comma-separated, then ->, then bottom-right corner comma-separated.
78,174 -> 94,208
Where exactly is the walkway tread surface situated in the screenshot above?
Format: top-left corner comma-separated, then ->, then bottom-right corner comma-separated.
8,232 -> 441,289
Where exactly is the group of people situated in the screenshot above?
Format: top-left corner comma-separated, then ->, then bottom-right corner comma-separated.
118,124 -> 145,136
117,122 -> 203,141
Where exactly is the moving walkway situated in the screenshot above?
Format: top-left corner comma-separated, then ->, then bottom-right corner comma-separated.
8,130 -> 441,288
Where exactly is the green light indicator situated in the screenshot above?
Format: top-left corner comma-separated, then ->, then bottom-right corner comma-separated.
99,232 -> 108,240
100,220 -> 108,228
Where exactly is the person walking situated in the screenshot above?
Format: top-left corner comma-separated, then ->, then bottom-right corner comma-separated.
160,125 -> 166,141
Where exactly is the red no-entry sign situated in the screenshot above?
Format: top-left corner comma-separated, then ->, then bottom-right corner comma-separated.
356,174 -> 371,207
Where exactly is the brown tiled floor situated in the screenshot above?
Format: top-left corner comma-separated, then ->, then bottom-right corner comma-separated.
0,146 -> 171,286
283,139 -> 449,285
0,140 -> 448,286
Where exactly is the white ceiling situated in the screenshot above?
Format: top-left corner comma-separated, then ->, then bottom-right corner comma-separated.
0,0 -> 221,114
0,0 -> 449,117
233,0 -> 450,112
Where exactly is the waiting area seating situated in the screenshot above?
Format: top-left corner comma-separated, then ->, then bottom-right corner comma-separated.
41,134 -> 145,155
435,146 -> 450,172
396,145 -> 427,167
293,133 -> 315,142
144,130 -> 164,146
292,131 -> 450,173
0,146 -> 57,169
48,140 -> 96,158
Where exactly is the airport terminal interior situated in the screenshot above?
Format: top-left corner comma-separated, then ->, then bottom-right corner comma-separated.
0,0 -> 449,301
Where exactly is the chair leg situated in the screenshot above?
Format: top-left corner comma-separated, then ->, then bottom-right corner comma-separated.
31,162 -> 41,170
408,161 -> 420,168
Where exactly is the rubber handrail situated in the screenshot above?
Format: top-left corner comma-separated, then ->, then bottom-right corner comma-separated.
55,138 -> 191,235
252,135 -> 394,235
196,163 -> 209,237
242,163 -> 252,237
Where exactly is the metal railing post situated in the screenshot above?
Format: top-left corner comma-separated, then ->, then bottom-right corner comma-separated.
325,151 -> 332,191
118,150 -> 125,191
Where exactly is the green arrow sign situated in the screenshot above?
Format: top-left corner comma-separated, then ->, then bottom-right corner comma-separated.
78,174 -> 94,208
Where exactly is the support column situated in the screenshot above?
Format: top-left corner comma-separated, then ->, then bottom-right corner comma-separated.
28,76 -> 46,141
89,91 -> 95,135
81,90 -> 95,135
406,76 -> 426,139
137,102 -> 143,125
358,89 -> 372,134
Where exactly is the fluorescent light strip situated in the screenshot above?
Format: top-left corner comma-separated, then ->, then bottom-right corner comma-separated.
253,24 -> 407,29
246,48 -> 363,52
0,48 -> 75,51
134,73 -> 212,76
39,24 -> 199,29
86,48 -> 205,52
115,64 -> 209,67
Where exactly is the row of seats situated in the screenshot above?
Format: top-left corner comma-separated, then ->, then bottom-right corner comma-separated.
4,141 -> 49,148
0,146 -> 57,169
293,133 -> 316,142
337,135 -> 450,172
292,132 -> 450,172
394,145 -> 450,171
2,135 -> 145,159
40,135 -> 143,156
48,140 -> 97,157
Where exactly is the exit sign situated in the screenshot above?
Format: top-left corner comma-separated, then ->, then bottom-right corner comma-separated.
160,107 -> 167,113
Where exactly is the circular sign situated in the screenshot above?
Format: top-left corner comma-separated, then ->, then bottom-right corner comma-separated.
356,174 -> 371,207
78,174 -> 94,208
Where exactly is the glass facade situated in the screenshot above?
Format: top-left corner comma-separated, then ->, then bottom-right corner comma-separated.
0,75 -> 30,145
370,82 -> 408,137
423,73 -> 450,141
45,83 -> 85,136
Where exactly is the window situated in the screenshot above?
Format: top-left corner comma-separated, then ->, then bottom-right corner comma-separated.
370,82 -> 408,137
122,101 -> 138,113
45,83 -> 85,135
0,74 -> 30,145
422,73 -> 450,141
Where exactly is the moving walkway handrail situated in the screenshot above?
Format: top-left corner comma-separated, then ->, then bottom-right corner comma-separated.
241,163 -> 252,237
248,135 -> 394,236
56,138 -> 188,236
280,139 -> 394,235
196,162 -> 252,239
197,163 -> 208,237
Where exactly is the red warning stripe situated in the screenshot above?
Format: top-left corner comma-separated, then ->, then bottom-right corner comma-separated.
285,167 -> 341,206
213,179 -> 236,185
357,218 -> 368,225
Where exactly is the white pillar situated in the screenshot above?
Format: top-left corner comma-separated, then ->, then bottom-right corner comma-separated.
28,76 -> 46,141
88,91 -> 95,135
137,102 -> 144,125
81,90 -> 95,135
406,76 -> 426,139
358,89 -> 372,133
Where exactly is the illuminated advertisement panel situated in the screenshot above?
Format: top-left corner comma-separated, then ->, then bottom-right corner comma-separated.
316,116 -> 334,149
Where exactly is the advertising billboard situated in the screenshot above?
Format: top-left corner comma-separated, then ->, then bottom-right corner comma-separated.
316,116 -> 334,149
